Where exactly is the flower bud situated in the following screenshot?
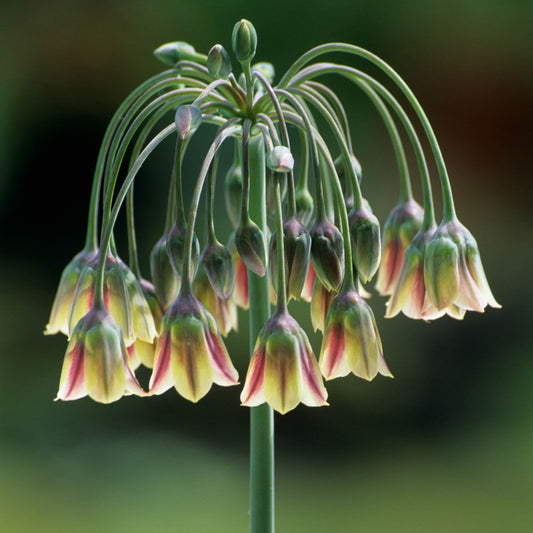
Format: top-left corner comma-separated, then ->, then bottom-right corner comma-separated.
269,217 -> 311,301
375,200 -> 424,296
153,42 -> 197,66
348,205 -> 381,283
207,44 -> 232,78
310,219 -> 345,292
231,19 -> 257,63
175,105 -> 202,139
166,222 -> 200,279
252,62 -> 275,84
235,220 -> 267,276
267,146 -> 294,173
295,187 -> 314,226
335,153 -> 362,183
201,241 -> 235,300
150,235 -> 179,311
224,160 -> 242,228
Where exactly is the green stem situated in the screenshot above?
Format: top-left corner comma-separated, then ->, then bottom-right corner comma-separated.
280,45 -> 456,220
247,133 -> 274,533
274,173 -> 287,312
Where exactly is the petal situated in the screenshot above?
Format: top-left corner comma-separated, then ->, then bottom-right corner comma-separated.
149,324 -> 174,395
170,317 -> 214,402
204,325 -> 239,386
319,317 -> 349,380
296,330 -> 328,407
68,266 -> 96,337
105,263 -> 134,345
240,344 -> 266,406
455,257 -> 486,312
465,246 -> 501,309
56,335 -> 87,401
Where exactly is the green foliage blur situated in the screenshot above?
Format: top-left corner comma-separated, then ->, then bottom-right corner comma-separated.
1,1 -> 531,531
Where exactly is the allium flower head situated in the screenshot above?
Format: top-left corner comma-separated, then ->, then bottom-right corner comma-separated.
424,219 -> 500,313
56,305 -> 145,403
149,290 -> 239,402
319,288 -> 392,381
376,200 -> 424,296
45,248 -> 97,336
241,310 -> 328,415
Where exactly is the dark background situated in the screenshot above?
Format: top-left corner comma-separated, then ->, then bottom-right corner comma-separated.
1,1 -> 531,531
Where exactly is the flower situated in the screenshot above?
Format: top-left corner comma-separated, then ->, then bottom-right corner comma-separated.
149,290 -> 239,402
56,305 -> 145,403
68,253 -> 157,345
376,200 -> 424,296
301,262 -> 316,303
201,241 -> 235,300
385,228 -> 445,320
229,234 -> 249,309
194,267 -> 238,336
319,288 -> 392,381
424,219 -> 500,313
240,309 -> 328,414
45,247 -> 97,336
269,217 -> 311,301
310,277 -> 337,333
310,218 -> 344,292
348,204 -> 381,283
150,234 -> 179,311
235,220 -> 267,276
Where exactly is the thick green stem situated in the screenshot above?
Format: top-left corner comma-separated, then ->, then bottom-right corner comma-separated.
247,133 -> 274,533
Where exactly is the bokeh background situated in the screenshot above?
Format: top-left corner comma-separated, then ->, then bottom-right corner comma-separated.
1,1 -> 531,532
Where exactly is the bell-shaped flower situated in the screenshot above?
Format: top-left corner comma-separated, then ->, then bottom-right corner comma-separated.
424,219 -> 500,313
269,217 -> 311,301
56,305 -> 145,403
150,233 -> 179,311
235,219 -> 267,276
45,247 -> 97,336
319,288 -> 393,381
385,228 -> 444,320
376,200 -> 423,296
166,221 -> 200,280
348,204 -> 381,283
69,253 -> 157,346
310,218 -> 344,291
240,309 -> 328,415
194,267 -> 238,336
149,289 -> 239,402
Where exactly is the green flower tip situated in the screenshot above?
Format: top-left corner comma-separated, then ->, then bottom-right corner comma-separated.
310,219 -> 345,292
235,220 -> 267,277
207,44 -> 232,79
153,41 -> 197,66
231,19 -> 257,63
348,205 -> 381,283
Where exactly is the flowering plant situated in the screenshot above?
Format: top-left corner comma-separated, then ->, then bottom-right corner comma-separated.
45,19 -> 498,532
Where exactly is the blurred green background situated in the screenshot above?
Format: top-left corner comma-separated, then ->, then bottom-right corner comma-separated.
1,1 -> 531,532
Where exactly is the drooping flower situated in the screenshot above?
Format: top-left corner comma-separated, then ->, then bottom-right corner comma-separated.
56,305 -> 145,403
149,290 -> 239,402
194,267 -> 238,336
310,218 -> 344,292
424,219 -> 500,313
269,217 -> 311,301
229,233 -> 249,309
319,287 -> 393,381
45,247 -> 97,336
376,200 -> 424,296
235,219 -> 268,276
348,204 -> 381,283
241,309 -> 328,415
385,228 -> 445,320
68,253 -> 157,346
150,233 -> 179,311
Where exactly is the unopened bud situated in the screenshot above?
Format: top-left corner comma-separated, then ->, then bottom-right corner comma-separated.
224,161 -> 242,228
150,235 -> 179,311
310,219 -> 345,291
175,105 -> 202,139
267,146 -> 294,173
348,205 -> 381,283
201,242 -> 235,300
207,44 -> 232,78
295,187 -> 314,225
166,223 -> 200,279
235,220 -> 267,276
154,42 -> 197,66
232,19 -> 257,63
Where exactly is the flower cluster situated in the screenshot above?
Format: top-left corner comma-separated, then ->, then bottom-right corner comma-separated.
45,19 -> 498,413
